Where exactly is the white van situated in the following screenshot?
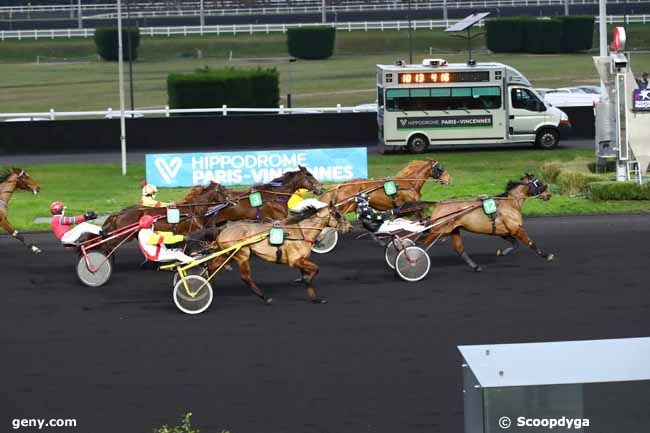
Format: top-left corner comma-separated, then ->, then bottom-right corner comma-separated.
376,59 -> 571,153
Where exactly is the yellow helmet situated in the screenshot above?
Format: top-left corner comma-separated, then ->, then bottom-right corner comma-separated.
142,184 -> 158,196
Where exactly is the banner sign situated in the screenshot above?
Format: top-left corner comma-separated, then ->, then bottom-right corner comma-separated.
145,147 -> 368,187
632,88 -> 650,112
397,115 -> 493,130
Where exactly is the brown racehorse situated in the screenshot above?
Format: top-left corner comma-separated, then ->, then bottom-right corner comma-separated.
0,167 -> 42,254
421,173 -> 555,272
207,203 -> 351,304
319,159 -> 451,214
102,182 -> 230,237
207,165 -> 324,226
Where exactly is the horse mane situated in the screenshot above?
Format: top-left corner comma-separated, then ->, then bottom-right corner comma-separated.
285,205 -> 322,224
497,180 -> 524,197
252,169 -> 299,189
181,182 -> 224,203
396,159 -> 430,176
0,167 -> 12,184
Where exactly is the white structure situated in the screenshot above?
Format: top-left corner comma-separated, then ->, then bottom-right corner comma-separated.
376,59 -> 569,153
594,27 -> 650,183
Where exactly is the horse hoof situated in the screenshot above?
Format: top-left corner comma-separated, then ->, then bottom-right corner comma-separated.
496,249 -> 502,256
547,254 -> 556,261
31,246 -> 42,254
265,298 -> 273,305
474,266 -> 483,272
292,277 -> 305,284
311,298 -> 327,304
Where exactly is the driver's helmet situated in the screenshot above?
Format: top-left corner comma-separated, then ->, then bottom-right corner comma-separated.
354,192 -> 370,206
142,184 -> 158,197
138,215 -> 156,229
50,201 -> 65,215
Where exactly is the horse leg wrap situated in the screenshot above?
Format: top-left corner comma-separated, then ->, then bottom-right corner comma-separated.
12,231 -> 25,243
460,252 -> 479,270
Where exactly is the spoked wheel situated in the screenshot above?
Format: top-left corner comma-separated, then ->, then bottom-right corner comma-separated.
172,266 -> 208,288
173,275 -> 213,315
384,238 -> 415,269
76,251 -> 113,287
395,246 -> 431,282
311,228 -> 339,254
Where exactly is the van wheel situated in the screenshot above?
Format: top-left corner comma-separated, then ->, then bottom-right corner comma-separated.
535,129 -> 559,149
407,134 -> 429,153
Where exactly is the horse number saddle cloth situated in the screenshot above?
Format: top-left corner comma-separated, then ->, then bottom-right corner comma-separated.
383,180 -> 398,196
269,227 -> 285,245
480,196 -> 498,215
249,191 -> 263,208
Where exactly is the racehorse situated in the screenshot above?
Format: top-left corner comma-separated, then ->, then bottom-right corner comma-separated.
421,173 -> 555,272
102,182 -> 230,237
0,167 -> 42,254
319,159 -> 451,214
206,165 -> 324,226
207,203 -> 351,304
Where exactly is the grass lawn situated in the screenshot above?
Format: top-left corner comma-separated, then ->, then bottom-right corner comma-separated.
1,26 -> 649,111
5,147 -> 650,232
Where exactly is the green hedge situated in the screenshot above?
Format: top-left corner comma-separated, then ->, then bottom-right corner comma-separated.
485,18 -> 524,53
560,16 -> 595,52
167,67 -> 279,109
94,27 -> 140,61
590,181 -> 650,200
287,26 -> 336,60
486,16 -> 593,53
524,18 -> 563,54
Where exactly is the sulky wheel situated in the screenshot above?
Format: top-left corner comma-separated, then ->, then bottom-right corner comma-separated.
311,227 -> 339,254
173,275 -> 213,315
395,246 -> 431,282
384,238 -> 415,269
76,251 -> 113,287
173,266 -> 208,288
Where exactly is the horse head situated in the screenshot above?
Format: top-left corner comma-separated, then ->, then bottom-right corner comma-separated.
428,159 -> 451,185
522,173 -> 551,201
327,201 -> 351,233
12,167 -> 40,194
287,165 -> 324,195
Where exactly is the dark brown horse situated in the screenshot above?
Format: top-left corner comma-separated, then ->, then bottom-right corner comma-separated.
422,174 -> 554,272
319,159 -> 451,214
208,203 -> 351,304
207,165 -> 324,226
0,167 -> 42,254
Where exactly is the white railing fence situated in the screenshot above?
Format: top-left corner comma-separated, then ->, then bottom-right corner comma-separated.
0,105 -> 374,121
1,15 -> 648,40
0,0 -> 646,15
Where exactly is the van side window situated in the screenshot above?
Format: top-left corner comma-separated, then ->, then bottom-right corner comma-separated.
511,88 -> 545,112
385,86 -> 501,112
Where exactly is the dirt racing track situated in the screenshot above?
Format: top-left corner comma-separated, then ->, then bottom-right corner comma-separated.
1,214 -> 649,433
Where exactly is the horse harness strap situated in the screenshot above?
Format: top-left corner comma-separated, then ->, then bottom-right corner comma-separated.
479,196 -> 498,235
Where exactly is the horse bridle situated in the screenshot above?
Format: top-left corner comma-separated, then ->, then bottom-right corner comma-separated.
528,177 -> 548,196
431,161 -> 446,181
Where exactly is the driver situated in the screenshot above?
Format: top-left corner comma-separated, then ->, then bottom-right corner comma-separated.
354,193 -> 425,234
141,182 -> 171,208
288,188 -> 328,212
50,201 -> 102,245
137,215 -> 193,263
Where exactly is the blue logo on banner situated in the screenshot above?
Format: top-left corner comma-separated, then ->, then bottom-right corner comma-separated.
145,147 -> 368,187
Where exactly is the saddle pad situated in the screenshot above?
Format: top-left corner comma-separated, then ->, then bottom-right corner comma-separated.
249,191 -> 263,208
482,197 -> 497,215
269,227 -> 285,245
383,180 -> 398,196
